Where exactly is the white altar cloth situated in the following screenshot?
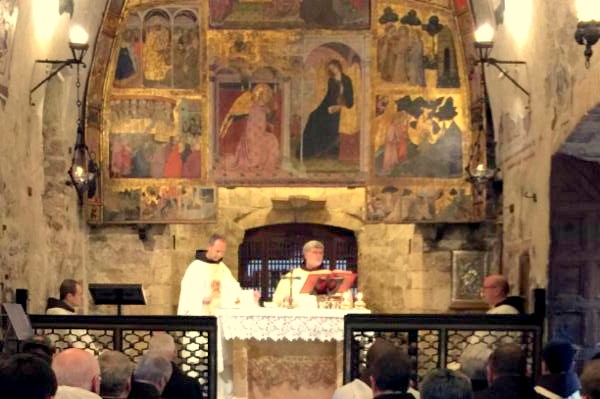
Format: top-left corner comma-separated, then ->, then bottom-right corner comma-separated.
215,307 -> 370,342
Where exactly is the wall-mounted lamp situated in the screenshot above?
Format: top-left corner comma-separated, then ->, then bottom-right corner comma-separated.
574,0 -> 600,68
29,25 -> 97,205
474,23 -> 530,98
30,25 -> 89,105
466,163 -> 496,194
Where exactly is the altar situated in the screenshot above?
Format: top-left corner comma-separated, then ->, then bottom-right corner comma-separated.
216,307 -> 370,399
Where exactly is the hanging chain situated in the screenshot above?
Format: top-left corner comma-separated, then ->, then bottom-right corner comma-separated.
76,63 -> 82,127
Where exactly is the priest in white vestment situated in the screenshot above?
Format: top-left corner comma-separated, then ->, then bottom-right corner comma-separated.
177,234 -> 241,399
177,234 -> 242,316
272,240 -> 325,308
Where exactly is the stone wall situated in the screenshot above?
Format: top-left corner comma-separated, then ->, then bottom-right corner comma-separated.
483,0 -> 600,290
87,187 -> 501,315
0,0 -> 105,312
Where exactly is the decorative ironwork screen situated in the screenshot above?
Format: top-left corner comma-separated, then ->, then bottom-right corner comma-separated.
343,314 -> 543,387
29,315 -> 217,399
239,223 -> 358,301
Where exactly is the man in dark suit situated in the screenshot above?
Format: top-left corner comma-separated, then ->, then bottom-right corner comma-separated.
148,332 -> 202,399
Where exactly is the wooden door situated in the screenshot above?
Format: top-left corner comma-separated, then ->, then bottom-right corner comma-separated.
549,153 -> 600,363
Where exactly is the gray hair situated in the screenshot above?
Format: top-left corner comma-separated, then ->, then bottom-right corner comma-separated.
148,332 -> 176,360
99,350 -> 133,397
460,343 -> 492,382
133,353 -> 172,389
302,240 -> 324,254
421,369 -> 473,399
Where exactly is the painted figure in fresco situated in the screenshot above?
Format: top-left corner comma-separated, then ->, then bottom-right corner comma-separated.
110,136 -> 133,177
265,0 -> 300,17
163,139 -> 183,178
302,59 -> 354,160
406,30 -> 425,86
299,0 -> 340,27
173,11 -> 199,89
221,83 -> 280,174
143,11 -> 171,84
382,111 -> 409,175
181,142 -> 201,179
115,28 -> 141,83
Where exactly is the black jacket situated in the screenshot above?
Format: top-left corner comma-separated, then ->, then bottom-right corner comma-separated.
162,362 -> 203,399
129,381 -> 162,399
474,376 -> 537,399
495,296 -> 526,314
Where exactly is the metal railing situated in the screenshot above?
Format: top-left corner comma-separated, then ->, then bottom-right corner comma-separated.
343,313 -> 544,387
29,315 -> 217,399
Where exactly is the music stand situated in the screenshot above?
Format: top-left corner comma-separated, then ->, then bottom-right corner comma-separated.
89,284 -> 146,316
1,303 -> 34,353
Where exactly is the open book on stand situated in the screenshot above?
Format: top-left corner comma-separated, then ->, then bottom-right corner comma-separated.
300,269 -> 356,296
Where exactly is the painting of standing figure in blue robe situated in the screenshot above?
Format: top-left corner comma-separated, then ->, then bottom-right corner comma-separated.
296,40 -> 366,174
373,94 -> 464,178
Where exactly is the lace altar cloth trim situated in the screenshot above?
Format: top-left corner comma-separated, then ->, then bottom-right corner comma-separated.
216,307 -> 370,342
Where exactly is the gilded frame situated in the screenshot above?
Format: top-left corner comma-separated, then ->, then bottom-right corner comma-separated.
450,250 -> 490,310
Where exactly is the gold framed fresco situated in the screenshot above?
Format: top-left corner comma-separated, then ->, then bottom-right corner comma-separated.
366,1 -> 482,223
82,0 -> 483,225
208,30 -> 369,184
85,2 -> 215,224
451,250 -> 490,309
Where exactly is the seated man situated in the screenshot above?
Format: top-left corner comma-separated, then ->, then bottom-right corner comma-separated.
272,240 -> 326,308
52,348 -> 102,399
130,353 -> 172,399
421,369 -> 473,399
46,279 -> 83,315
535,341 -> 581,399
0,353 -> 57,399
480,275 -> 524,314
474,343 -> 535,399
333,339 -> 420,399
369,347 -> 417,399
98,350 -> 133,399
147,332 -> 202,399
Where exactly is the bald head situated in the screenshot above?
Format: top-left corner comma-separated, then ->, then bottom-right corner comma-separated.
481,275 -> 509,307
52,348 -> 101,394
148,332 -> 177,361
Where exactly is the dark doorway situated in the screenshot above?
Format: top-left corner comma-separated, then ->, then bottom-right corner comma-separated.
549,153 -> 600,365
238,223 -> 358,301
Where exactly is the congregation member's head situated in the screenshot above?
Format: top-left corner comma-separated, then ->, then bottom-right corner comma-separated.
0,353 -> 57,399
421,369 -> 473,399
98,350 -> 133,398
60,279 -> 84,308
487,343 -> 526,383
581,359 -> 600,399
148,331 -> 177,362
459,343 -> 491,392
302,240 -> 324,270
480,275 -> 509,308
206,233 -> 227,261
369,347 -> 414,398
542,340 -> 577,374
22,335 -> 55,364
133,353 -> 172,395
52,348 -> 101,394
